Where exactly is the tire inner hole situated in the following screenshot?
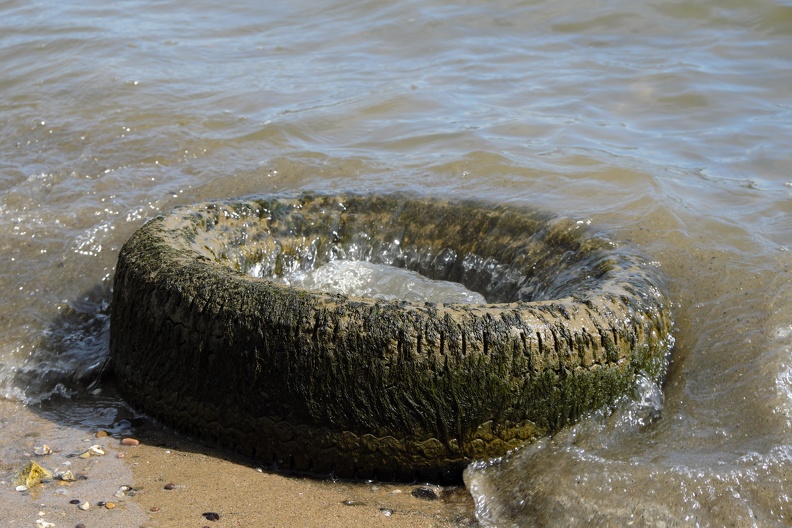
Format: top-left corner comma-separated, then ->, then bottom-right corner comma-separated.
274,259 -> 486,304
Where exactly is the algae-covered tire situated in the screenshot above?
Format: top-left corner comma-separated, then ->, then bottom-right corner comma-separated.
110,193 -> 673,482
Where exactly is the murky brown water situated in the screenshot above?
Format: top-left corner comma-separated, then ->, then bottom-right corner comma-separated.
2,0 -> 792,525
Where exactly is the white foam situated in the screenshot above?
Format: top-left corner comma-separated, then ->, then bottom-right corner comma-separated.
278,259 -> 486,305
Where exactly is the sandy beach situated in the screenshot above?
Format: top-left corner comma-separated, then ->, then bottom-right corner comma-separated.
126,422 -> 478,528
1,400 -> 477,528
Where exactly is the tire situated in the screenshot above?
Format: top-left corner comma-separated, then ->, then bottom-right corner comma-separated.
110,193 -> 673,482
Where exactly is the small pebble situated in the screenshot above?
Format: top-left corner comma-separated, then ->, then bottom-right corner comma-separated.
76,524 -> 86,528
163,482 -> 176,490
114,485 -> 133,497
150,506 -> 160,512
117,452 -> 125,459
97,501 -> 106,507
34,520 -> 55,528
411,486 -> 439,501
57,470 -> 77,482
380,507 -> 394,516
202,512 -> 220,521
78,445 -> 105,458
78,500 -> 90,510
105,502 -> 116,509
33,445 -> 53,456
96,430 -> 109,437
69,499 -> 81,504
121,437 -> 140,446
15,485 -> 27,492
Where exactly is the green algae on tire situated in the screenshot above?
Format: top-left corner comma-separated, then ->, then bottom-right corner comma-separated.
109,193 -> 673,482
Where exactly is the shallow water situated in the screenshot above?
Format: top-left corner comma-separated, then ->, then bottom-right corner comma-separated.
1,0 -> 791,525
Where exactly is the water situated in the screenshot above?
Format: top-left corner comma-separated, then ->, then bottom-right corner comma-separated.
271,260 -> 487,304
1,0 -> 791,525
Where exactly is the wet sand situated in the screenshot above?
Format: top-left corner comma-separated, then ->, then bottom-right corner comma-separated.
1,401 -> 477,528
1,401 -> 147,527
